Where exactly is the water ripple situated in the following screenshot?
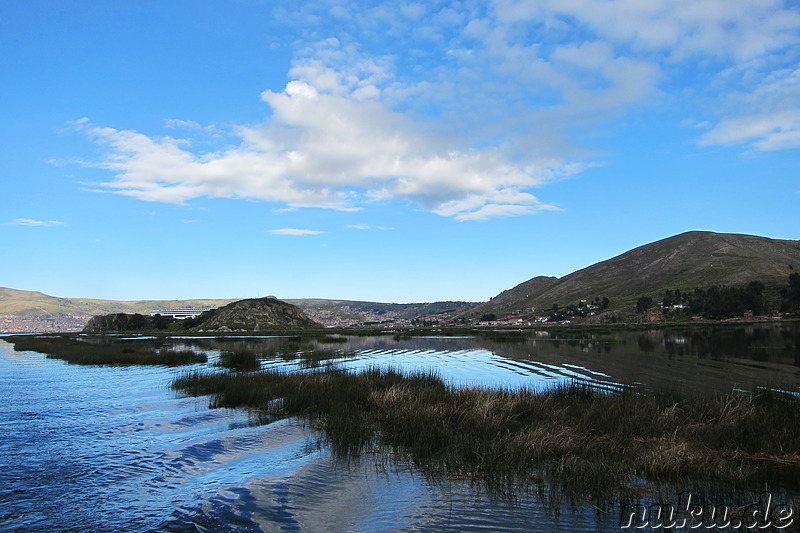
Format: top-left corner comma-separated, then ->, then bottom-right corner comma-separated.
4,327 -> 798,532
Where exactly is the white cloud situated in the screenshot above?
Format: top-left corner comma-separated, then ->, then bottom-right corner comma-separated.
288,38 -> 394,101
164,119 -> 221,136
482,0 -> 800,152
492,0 -> 800,62
78,119 -> 354,208
455,203 -> 559,221
73,0 -> 800,221
700,68 -> 800,151
11,218 -> 65,227
76,70 -> 566,220
701,110 -> 800,150
347,224 -> 393,230
268,228 -> 326,236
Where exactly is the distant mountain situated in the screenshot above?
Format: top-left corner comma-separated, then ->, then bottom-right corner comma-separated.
0,286 -> 478,332
5,230 -> 796,332
284,299 -> 478,327
0,287 -> 240,333
467,231 -> 800,318
0,287 -> 238,317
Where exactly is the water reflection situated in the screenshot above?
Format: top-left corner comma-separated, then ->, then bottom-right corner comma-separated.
2,323 -> 799,532
129,323 -> 800,395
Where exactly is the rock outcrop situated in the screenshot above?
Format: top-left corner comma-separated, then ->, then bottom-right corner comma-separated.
83,297 -> 321,333
191,297 -> 320,332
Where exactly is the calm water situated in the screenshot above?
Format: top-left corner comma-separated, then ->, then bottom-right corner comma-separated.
1,324 -> 798,532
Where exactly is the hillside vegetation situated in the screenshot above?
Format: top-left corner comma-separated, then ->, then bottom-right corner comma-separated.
467,231 -> 800,319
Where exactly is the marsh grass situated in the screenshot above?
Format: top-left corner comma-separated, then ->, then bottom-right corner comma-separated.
5,335 -> 207,366
171,366 -> 800,502
216,350 -> 261,371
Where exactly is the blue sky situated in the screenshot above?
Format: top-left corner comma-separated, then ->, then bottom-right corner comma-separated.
2,0 -> 799,303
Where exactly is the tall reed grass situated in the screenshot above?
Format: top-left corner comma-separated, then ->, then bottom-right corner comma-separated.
5,335 -> 207,366
171,366 -> 800,501
216,350 -> 260,371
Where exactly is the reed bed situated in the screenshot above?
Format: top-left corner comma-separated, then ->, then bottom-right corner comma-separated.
171,366 -> 800,501
216,350 -> 260,371
5,335 -> 207,366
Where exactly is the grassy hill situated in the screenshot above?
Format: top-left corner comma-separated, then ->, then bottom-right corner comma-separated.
0,287 -> 238,317
4,230 -> 797,331
466,231 -> 800,318
285,299 -> 477,325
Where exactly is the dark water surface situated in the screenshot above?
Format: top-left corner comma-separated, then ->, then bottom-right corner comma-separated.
2,324 -> 798,532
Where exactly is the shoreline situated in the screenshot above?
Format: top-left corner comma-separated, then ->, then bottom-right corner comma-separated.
2,315 -> 799,337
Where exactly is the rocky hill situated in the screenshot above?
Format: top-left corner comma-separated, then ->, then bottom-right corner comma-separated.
191,297 -> 320,332
467,231 -> 800,318
83,297 -> 321,333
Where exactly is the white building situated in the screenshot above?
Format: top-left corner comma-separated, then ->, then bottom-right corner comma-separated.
149,307 -> 213,320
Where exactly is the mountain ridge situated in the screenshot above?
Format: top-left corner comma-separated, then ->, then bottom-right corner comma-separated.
0,286 -> 240,317
3,230 -> 799,332
0,287 -> 477,332
467,231 -> 800,318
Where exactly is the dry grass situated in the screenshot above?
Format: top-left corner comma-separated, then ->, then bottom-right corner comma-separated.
171,366 -> 800,501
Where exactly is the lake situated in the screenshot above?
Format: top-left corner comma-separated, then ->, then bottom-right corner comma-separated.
1,323 -> 798,532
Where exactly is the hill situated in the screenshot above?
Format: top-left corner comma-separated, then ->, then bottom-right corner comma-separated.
467,231 -> 800,319
0,288 -> 240,332
4,231 -> 797,331
284,299 -> 477,327
0,287 -> 478,332
0,287 -> 238,318
83,297 -> 321,333
191,297 -> 320,331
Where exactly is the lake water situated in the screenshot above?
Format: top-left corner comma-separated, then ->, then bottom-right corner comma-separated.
2,324 -> 798,532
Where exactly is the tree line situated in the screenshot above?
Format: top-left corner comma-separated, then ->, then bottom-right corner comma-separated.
635,272 -> 800,319
781,272 -> 800,312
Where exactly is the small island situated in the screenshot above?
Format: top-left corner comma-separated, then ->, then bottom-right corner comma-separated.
82,296 -> 322,333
